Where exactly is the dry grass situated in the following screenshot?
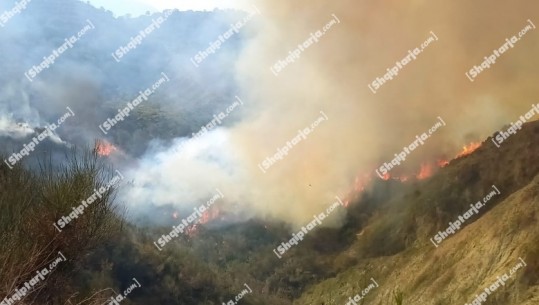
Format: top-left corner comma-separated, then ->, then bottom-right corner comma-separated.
0,148 -> 123,304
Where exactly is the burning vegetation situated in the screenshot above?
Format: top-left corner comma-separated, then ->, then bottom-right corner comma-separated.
95,140 -> 118,157
351,141 -> 483,196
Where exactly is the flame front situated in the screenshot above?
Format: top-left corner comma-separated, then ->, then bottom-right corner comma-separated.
95,140 -> 118,157
348,141 -> 483,201
199,207 -> 220,225
455,142 -> 481,158
437,159 -> 449,167
416,163 -> 434,180
174,206 -> 222,238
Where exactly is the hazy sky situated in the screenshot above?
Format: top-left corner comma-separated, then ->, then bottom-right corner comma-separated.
85,0 -> 251,16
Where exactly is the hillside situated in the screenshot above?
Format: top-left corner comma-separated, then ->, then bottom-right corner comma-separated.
1,0 -> 538,304
1,122 -> 536,305
295,121 -> 539,304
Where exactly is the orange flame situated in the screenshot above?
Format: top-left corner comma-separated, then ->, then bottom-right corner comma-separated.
416,163 -> 434,180
177,207 -> 222,237
455,142 -> 481,158
95,140 -> 118,157
344,141 -> 484,208
437,159 -> 449,167
199,207 -> 220,225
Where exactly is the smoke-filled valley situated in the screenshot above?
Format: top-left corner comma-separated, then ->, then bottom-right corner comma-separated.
1,0 -> 539,304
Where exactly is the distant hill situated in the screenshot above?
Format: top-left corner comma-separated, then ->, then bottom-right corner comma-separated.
0,0 -> 246,157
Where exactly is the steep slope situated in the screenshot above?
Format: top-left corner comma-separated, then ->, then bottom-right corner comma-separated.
295,120 -> 539,305
297,174 -> 539,305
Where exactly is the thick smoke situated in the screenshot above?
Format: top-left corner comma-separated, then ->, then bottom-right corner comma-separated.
2,0 -> 538,228
0,0 -> 242,155
122,0 -> 539,227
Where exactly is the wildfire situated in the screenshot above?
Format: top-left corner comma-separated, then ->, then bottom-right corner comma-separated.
349,141 -> 483,199
174,207 -> 222,238
354,174 -> 372,192
437,159 -> 449,167
391,175 -> 410,182
199,207 -> 220,225
95,140 -> 118,157
455,142 -> 482,158
416,163 -> 434,180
